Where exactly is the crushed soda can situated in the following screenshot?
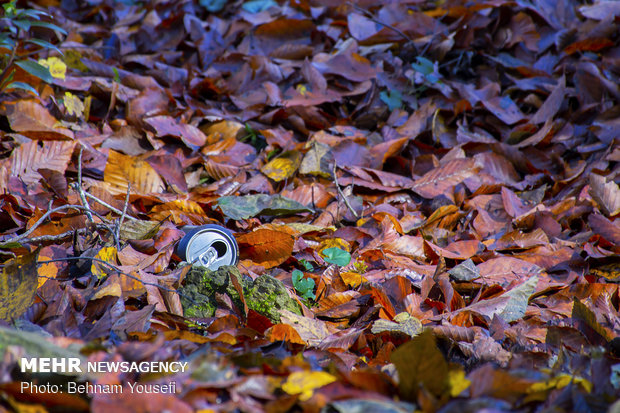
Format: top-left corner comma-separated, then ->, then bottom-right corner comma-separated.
176,225 -> 239,270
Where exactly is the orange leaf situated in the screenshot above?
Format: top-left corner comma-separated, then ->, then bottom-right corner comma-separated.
103,149 -> 165,195
10,140 -> 76,185
412,158 -> 480,199
265,324 -> 305,345
236,229 -> 295,269
564,37 -> 614,55
5,100 -> 74,140
37,255 -> 58,289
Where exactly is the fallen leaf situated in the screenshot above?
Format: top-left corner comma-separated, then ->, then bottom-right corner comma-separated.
236,229 -> 295,269
412,158 -> 480,199
265,324 -> 305,345
371,312 -> 422,338
104,150 -> 165,195
391,329 -> 449,398
0,250 -> 39,321
281,370 -> 337,401
217,194 -> 312,220
589,173 -> 620,217
261,150 -> 302,182
91,247 -> 118,279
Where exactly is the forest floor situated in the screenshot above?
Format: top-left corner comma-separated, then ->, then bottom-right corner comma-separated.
0,0 -> 619,412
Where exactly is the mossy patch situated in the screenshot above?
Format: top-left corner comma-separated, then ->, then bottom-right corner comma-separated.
179,265 -> 301,323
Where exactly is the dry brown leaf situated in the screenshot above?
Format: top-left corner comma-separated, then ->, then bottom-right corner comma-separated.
589,173 -> 620,217
265,323 -> 306,345
412,158 -> 480,199
5,100 -> 74,140
236,228 -> 295,269
150,200 -> 210,225
103,149 -> 165,195
144,116 -> 207,151
10,140 -> 76,185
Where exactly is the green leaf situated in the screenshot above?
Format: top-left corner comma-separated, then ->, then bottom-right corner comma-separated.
200,0 -> 226,12
497,275 -> 538,323
28,21 -> 67,35
323,247 -> 351,267
14,60 -> 52,83
112,67 -> 121,83
411,56 -> 435,76
0,34 -> 16,49
3,81 -> 38,95
292,269 -> 315,300
12,19 -> 31,32
379,90 -> 402,111
3,1 -> 17,15
242,0 -> 278,13
448,258 -> 480,281
299,259 -> 314,271
217,194 -> 313,220
17,9 -> 47,19
25,38 -> 61,53
0,70 -> 16,89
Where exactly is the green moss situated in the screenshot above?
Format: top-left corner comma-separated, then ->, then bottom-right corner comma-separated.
245,275 -> 301,322
179,265 -> 301,323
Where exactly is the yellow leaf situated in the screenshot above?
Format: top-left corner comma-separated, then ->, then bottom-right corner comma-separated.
261,151 -> 301,182
299,142 -> 332,178
37,255 -> 58,289
528,374 -> 592,393
0,250 -> 39,321
63,49 -> 88,72
92,281 -> 122,299
91,247 -> 118,279
104,150 -> 165,195
341,271 -> 366,288
282,371 -> 337,401
38,56 -> 66,80
448,368 -> 471,397
296,84 -> 308,96
318,238 -> 350,255
63,92 -> 84,117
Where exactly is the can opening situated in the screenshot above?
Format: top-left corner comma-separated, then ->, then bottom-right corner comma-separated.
212,240 -> 229,258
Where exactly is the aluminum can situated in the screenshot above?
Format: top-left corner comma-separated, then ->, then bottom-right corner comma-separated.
176,225 -> 239,270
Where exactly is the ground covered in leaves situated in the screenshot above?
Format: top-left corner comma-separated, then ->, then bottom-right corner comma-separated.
0,0 -> 619,412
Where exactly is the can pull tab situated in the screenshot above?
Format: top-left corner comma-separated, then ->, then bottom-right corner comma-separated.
176,225 -> 239,270
195,244 -> 220,268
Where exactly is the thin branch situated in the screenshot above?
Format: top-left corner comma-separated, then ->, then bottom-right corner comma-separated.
35,257 -> 197,306
82,192 -> 138,221
0,204 -> 118,248
115,182 -> 131,243
332,163 -> 359,219
38,256 -> 178,294
75,146 -> 93,223
347,2 -> 413,43
18,228 -> 88,244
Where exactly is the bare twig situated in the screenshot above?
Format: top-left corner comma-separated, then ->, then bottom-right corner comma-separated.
81,192 -> 138,221
75,146 -> 94,223
35,257 -> 198,306
104,80 -> 118,122
115,183 -> 131,243
18,228 -> 88,244
332,163 -> 359,219
0,204 -> 118,248
347,2 -> 413,43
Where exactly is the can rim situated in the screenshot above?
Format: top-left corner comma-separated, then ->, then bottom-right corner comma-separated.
176,224 -> 239,267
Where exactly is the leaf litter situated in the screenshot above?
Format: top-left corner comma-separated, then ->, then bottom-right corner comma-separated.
0,0 -> 619,412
